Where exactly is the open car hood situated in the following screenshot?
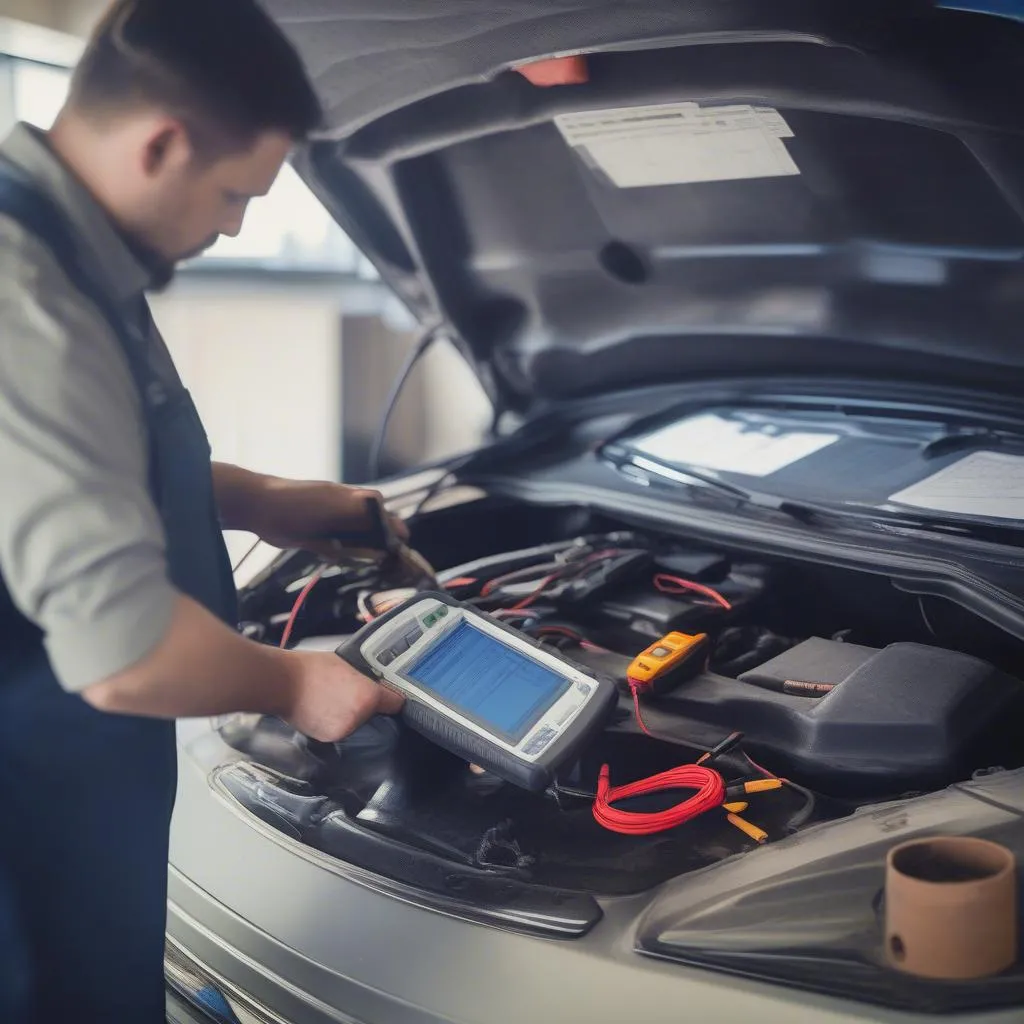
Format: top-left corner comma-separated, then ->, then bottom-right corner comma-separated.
263,0 -> 1024,416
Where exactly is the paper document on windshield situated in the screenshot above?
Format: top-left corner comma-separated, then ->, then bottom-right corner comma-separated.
888,451 -> 1024,520
630,413 -> 839,477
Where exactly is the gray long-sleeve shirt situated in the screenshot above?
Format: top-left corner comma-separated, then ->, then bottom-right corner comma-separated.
0,123 -> 181,692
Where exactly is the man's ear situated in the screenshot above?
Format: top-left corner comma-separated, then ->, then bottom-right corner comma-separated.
141,120 -> 192,178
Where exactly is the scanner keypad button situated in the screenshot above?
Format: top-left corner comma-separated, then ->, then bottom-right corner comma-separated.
524,726 -> 557,755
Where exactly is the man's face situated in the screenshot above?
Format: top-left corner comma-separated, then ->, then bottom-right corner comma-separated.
133,123 -> 292,281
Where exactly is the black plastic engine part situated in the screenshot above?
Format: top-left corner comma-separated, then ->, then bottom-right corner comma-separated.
651,550 -> 729,581
589,588 -> 711,642
355,730 -> 502,865
710,625 -> 797,677
550,549 -> 653,605
650,641 -> 1024,796
738,635 -> 876,692
587,563 -> 769,645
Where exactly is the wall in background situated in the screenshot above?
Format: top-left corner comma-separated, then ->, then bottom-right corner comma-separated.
0,0 -> 104,38
150,276 -> 492,486
339,316 -> 492,483
420,341 -> 494,469
0,1 -> 60,31
49,0 -> 106,38
150,279 -> 344,484
340,315 -> 424,482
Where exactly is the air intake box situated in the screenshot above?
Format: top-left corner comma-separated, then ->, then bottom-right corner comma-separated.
656,641 -> 1023,796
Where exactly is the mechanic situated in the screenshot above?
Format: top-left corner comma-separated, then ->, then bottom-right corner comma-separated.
0,2 -> 404,1021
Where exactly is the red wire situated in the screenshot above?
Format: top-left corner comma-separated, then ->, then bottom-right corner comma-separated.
279,567 -> 326,649
481,563 -> 559,597
630,683 -> 656,738
539,625 -> 582,641
593,761 -> 726,835
537,625 -> 609,654
482,549 -> 619,600
509,572 -> 561,610
653,573 -> 732,610
509,550 -> 621,609
745,751 -> 787,782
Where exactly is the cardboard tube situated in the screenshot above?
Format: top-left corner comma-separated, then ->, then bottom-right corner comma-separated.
885,836 -> 1018,979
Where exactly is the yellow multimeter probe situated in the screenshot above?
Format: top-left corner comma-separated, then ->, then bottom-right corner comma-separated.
626,631 -> 710,695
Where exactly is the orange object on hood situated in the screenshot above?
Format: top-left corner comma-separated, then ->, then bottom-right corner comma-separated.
515,55 -> 589,86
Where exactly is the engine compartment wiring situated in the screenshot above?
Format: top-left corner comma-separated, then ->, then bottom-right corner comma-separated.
223,510 -> 1024,909
279,565 -> 327,649
269,531 -> 813,842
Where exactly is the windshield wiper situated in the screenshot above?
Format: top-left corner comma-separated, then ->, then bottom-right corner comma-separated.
611,451 -> 821,522
615,451 -> 1024,544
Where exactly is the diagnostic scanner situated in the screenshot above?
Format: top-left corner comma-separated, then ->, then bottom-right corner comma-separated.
336,593 -> 617,790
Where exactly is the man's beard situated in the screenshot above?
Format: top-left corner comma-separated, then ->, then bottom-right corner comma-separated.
122,231 -> 219,293
179,234 -> 220,263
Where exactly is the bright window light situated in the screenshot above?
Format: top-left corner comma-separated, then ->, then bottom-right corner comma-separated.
9,60 -> 371,274
12,61 -> 69,130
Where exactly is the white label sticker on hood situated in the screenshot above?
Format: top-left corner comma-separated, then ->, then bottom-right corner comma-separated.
554,102 -> 798,187
630,413 -> 837,477
888,451 -> 1024,520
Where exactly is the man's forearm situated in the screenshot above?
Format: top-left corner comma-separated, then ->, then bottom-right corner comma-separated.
210,462 -> 403,561
82,594 -> 298,719
211,461 -> 274,533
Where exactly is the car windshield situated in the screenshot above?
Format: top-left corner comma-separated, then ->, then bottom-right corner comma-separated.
604,405 -> 1024,533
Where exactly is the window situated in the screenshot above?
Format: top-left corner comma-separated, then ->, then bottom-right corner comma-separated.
6,58 -> 373,276
201,163 -> 375,275
11,61 -> 68,130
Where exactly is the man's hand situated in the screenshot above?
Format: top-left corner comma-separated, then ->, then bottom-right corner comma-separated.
212,464 -> 408,560
283,651 -> 405,742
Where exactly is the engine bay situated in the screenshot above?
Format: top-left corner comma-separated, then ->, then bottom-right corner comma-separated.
219,498 -> 1024,896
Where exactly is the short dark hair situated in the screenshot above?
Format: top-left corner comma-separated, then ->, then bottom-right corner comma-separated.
68,0 -> 323,151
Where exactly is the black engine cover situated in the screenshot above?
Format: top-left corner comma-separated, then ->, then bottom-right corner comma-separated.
651,640 -> 1024,797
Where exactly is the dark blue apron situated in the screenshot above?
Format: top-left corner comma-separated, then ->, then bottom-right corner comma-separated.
0,168 -> 239,1023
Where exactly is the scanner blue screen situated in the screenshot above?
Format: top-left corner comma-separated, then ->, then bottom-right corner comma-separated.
404,621 -> 570,742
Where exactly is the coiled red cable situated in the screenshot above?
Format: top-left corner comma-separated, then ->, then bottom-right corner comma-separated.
592,761 -> 726,835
